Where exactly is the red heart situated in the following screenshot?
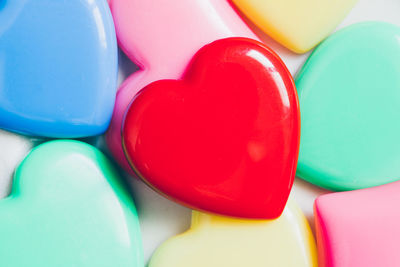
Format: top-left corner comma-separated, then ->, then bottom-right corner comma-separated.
122,38 -> 300,219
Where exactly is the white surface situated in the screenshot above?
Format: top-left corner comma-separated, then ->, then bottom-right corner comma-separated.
0,0 -> 399,265
0,130 -> 33,198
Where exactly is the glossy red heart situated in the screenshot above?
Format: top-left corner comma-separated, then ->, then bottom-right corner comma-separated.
122,38 -> 300,219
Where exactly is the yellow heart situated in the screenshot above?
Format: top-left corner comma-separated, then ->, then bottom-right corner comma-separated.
231,0 -> 358,53
148,200 -> 317,267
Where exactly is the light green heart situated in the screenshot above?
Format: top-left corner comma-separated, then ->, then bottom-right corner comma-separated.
0,140 -> 143,266
296,22 -> 400,191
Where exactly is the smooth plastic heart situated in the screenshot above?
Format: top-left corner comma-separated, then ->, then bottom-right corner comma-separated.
0,0 -> 117,138
315,181 -> 400,266
123,38 -> 300,219
0,140 -> 143,266
296,22 -> 400,191
231,0 -> 357,53
149,200 -> 317,267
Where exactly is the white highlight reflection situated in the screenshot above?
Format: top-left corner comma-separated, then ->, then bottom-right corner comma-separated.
247,50 -> 290,108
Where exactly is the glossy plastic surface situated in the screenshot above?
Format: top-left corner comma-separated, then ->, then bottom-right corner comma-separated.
107,0 -> 258,173
315,181 -> 400,267
231,0 -> 357,53
149,200 -> 317,267
296,22 -> 400,191
0,0 -> 117,138
0,140 -> 143,267
123,38 -> 300,219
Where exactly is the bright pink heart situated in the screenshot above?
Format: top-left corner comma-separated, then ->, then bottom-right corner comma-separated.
123,38 -> 300,219
315,181 -> 400,267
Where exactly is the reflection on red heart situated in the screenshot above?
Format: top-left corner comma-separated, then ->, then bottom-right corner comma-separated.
122,38 -> 300,219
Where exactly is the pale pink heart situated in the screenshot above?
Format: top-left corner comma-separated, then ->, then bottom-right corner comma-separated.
106,0 -> 258,173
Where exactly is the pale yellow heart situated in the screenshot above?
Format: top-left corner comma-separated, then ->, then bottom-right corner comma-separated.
148,200 -> 317,267
231,0 -> 358,53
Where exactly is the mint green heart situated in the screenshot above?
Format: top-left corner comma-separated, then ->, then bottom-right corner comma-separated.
296,22 -> 400,191
0,140 -> 143,266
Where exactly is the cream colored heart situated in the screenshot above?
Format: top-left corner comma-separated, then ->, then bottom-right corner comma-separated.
231,0 -> 357,53
148,200 -> 317,267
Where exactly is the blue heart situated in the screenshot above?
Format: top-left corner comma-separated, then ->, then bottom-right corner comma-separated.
0,0 -> 117,138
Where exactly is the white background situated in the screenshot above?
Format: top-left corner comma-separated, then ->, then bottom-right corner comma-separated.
0,0 -> 399,265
